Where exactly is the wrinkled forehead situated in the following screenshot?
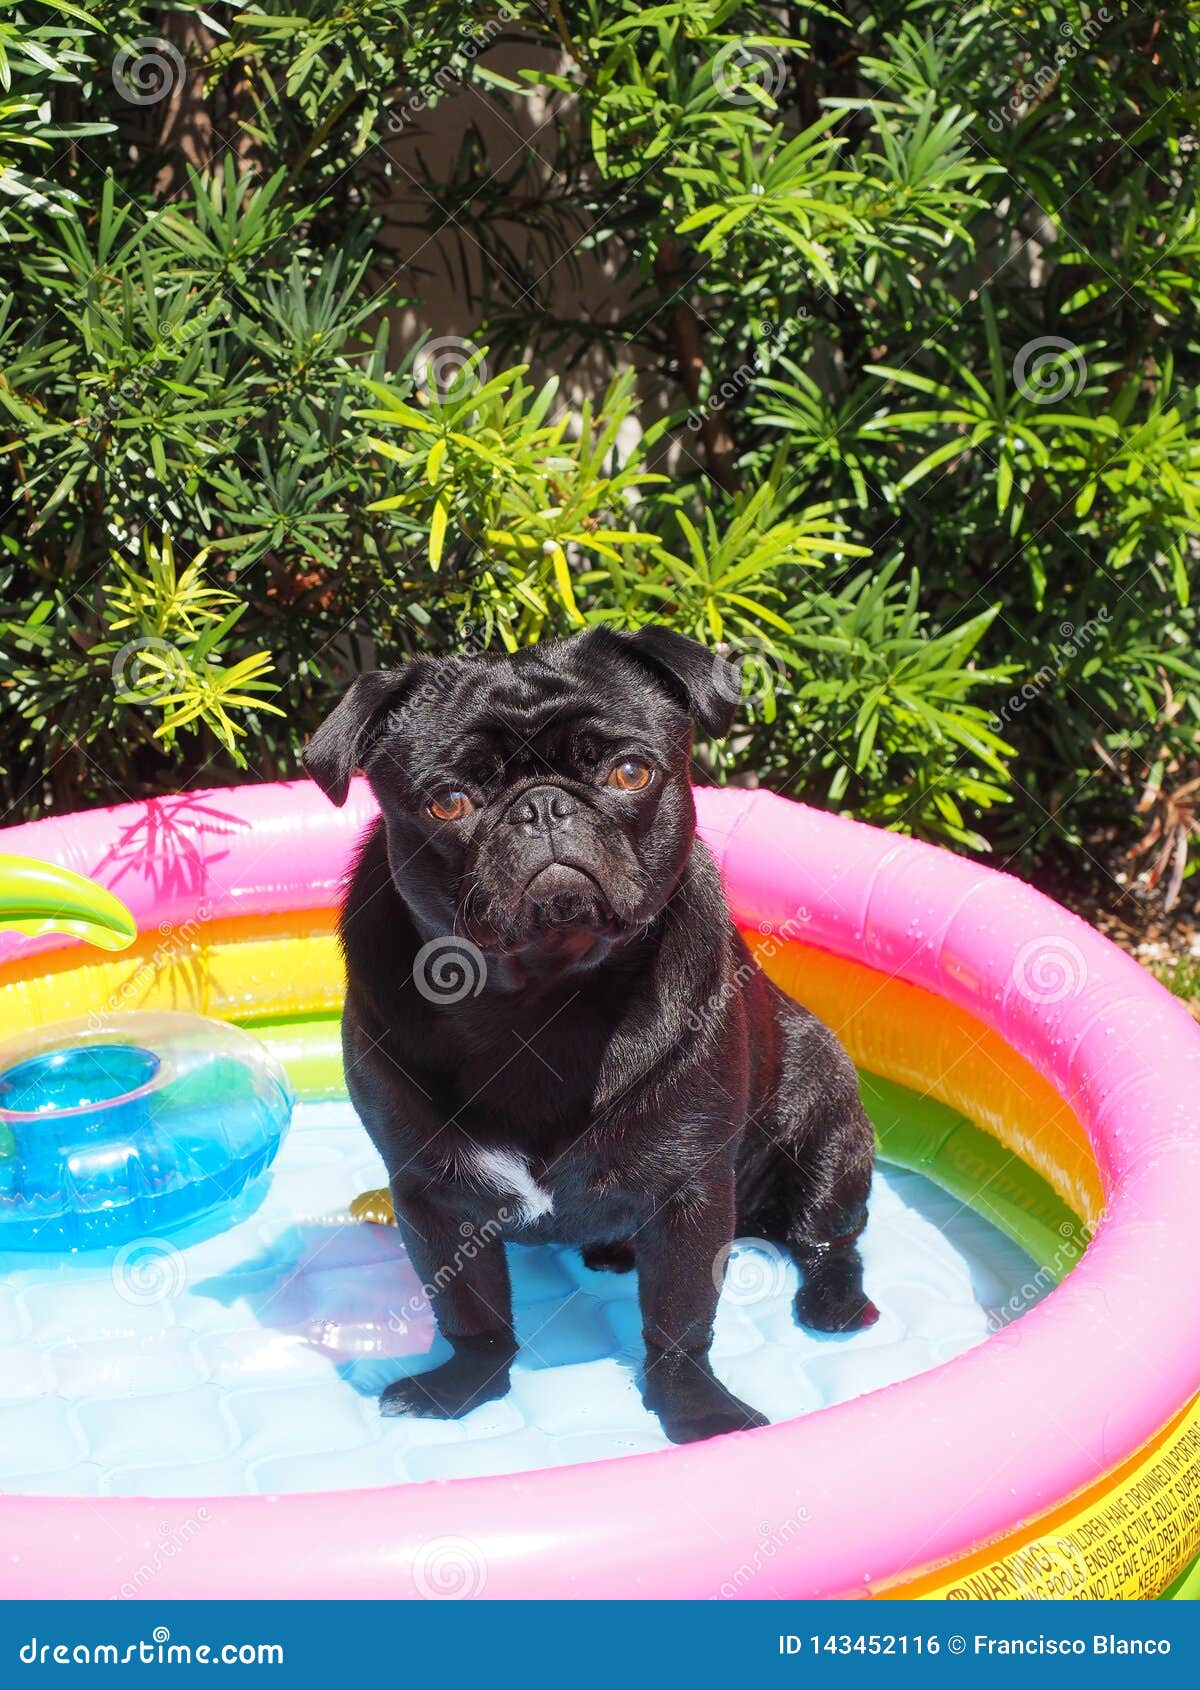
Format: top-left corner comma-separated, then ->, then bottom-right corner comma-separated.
401,645 -> 683,783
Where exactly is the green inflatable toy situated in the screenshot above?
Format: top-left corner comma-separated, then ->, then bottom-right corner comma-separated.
0,855 -> 137,953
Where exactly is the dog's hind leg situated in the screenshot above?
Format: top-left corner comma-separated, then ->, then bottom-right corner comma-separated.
581,1240 -> 636,1274
740,1022 -> 879,1334
748,1121 -> 878,1333
789,1196 -> 879,1335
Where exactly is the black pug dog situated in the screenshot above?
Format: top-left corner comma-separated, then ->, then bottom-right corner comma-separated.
304,626 -> 877,1445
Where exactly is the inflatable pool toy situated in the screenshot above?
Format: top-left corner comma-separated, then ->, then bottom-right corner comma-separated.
0,777 -> 1198,1600
0,1012 -> 294,1251
0,853 -> 137,951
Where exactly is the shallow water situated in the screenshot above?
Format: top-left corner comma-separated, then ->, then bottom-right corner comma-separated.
0,1099 -> 1046,1497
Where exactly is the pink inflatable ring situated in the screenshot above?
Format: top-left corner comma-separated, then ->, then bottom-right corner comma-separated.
0,778 -> 1198,1600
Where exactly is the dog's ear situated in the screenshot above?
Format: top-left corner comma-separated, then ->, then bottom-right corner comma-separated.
303,666 -> 423,806
607,625 -> 737,739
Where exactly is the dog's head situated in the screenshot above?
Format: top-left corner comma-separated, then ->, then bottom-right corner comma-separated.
303,628 -> 736,983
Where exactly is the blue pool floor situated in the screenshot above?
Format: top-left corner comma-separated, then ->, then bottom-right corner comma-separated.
0,1100 -> 1047,1497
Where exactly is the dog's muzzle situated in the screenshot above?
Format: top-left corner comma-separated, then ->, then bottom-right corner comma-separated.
521,861 -> 609,931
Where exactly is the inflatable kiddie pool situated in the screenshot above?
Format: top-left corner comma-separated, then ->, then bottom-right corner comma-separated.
1,778 -> 1199,1600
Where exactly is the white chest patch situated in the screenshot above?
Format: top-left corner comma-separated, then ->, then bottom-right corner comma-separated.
467,1146 -> 555,1225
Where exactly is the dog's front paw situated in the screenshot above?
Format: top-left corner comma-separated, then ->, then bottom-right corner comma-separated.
380,1335 -> 515,1420
795,1281 -> 880,1333
642,1347 -> 769,1444
660,1395 -> 771,1445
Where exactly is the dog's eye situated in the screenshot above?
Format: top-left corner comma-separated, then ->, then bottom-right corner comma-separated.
607,759 -> 653,792
428,791 -> 474,822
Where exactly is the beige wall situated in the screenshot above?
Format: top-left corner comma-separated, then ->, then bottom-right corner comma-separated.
370,38 -> 675,465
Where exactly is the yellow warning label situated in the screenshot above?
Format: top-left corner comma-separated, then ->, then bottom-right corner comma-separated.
885,1403 -> 1200,1601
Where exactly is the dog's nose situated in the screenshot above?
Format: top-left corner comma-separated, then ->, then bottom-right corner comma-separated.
507,786 -> 578,833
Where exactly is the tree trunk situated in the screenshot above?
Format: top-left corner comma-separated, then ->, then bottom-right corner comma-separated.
153,12 -> 219,196
654,240 -> 740,492
151,12 -> 266,195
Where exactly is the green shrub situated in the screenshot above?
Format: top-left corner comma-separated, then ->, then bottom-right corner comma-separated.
2,2 -> 1197,883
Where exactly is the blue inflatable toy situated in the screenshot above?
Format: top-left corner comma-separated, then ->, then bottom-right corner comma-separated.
0,1012 -> 293,1250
